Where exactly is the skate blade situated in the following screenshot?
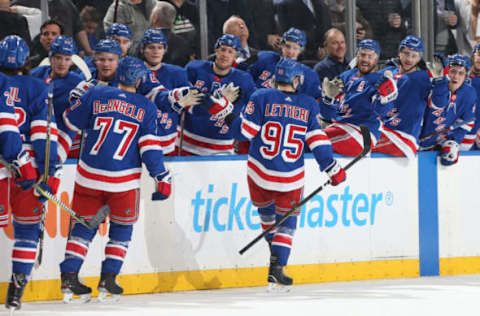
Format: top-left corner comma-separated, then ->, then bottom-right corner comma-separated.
62,292 -> 91,304
98,291 -> 121,303
8,306 -> 16,316
267,282 -> 291,293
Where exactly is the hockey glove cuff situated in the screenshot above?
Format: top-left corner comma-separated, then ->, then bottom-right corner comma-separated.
168,87 -> 204,114
152,170 -> 172,201
321,77 -> 343,105
440,140 -> 459,166
375,71 -> 398,104
204,90 -> 234,121
12,150 -> 38,191
325,159 -> 346,186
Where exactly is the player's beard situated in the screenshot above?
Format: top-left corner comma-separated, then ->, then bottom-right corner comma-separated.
358,63 -> 376,76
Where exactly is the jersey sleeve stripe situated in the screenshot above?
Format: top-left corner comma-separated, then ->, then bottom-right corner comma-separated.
306,130 -> 331,149
63,110 -> 82,134
241,119 -> 260,139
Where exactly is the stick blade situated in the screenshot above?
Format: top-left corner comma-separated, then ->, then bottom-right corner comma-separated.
359,125 -> 372,156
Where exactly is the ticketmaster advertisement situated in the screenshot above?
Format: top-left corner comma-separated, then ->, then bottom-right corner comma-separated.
0,155 -> 419,284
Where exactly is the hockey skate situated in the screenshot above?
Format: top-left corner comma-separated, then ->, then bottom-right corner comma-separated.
267,256 -> 293,293
5,273 -> 27,315
97,273 -> 123,302
61,272 -> 92,303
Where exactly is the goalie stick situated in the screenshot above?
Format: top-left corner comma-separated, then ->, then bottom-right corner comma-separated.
239,125 -> 372,255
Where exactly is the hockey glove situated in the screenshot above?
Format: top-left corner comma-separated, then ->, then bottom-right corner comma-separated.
34,181 -> 54,203
152,170 -> 172,201
440,140 -> 459,166
168,87 -> 204,114
426,59 -> 444,79
205,89 -> 234,121
217,82 -> 241,103
325,159 -> 346,186
12,150 -> 38,191
375,70 -> 398,104
321,77 -> 344,105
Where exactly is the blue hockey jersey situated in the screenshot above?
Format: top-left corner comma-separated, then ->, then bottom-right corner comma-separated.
144,63 -> 190,155
462,76 -> 480,150
229,88 -> 335,192
183,60 -> 256,155
419,78 -> 477,149
248,51 -> 322,99
64,85 -> 167,192
30,66 -> 84,162
0,73 -> 23,178
2,74 -> 58,179
379,67 -> 431,141
319,68 -> 395,141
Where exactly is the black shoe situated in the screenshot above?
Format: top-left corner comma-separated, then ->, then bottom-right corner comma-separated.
98,273 -> 123,295
5,273 -> 27,310
268,256 -> 293,286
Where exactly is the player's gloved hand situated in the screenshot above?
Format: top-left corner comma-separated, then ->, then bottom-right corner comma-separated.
217,82 -> 240,103
325,159 -> 346,186
34,181 -> 54,203
152,170 -> 172,201
12,150 -> 38,191
205,89 -> 234,120
440,140 -> 459,166
426,59 -> 444,79
375,70 -> 398,104
321,77 -> 344,105
47,164 -> 63,195
168,87 -> 204,114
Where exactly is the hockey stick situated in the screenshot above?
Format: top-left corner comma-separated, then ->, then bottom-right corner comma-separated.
35,81 -> 54,268
419,119 -> 475,142
239,125 -> 372,255
178,110 -> 186,156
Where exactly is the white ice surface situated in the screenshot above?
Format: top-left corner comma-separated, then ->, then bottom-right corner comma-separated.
5,275 -> 480,316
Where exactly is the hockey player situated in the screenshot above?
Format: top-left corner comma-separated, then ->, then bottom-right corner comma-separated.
106,23 -> 132,58
60,56 -> 172,302
30,36 -> 84,161
0,35 -> 58,312
179,34 -> 256,155
464,44 -> 480,150
76,23 -> 132,79
248,27 -> 321,99
140,28 -> 191,155
205,58 -> 346,289
419,54 -> 477,166
0,74 -> 37,230
372,35 -> 432,159
319,39 -> 399,156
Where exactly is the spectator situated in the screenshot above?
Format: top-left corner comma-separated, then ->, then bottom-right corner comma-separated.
30,19 -> 64,68
0,0 -> 31,46
357,0 -> 407,59
314,28 -> 349,82
80,6 -> 101,56
326,0 -> 373,42
13,0 -> 94,56
164,0 -> 198,44
9,3 -> 42,40
453,0 -> 474,56
150,1 -> 195,67
274,0 -> 332,61
222,15 -> 259,70
229,0 -> 280,51
434,0 -> 459,56
73,0 -> 111,20
103,0 -> 158,56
